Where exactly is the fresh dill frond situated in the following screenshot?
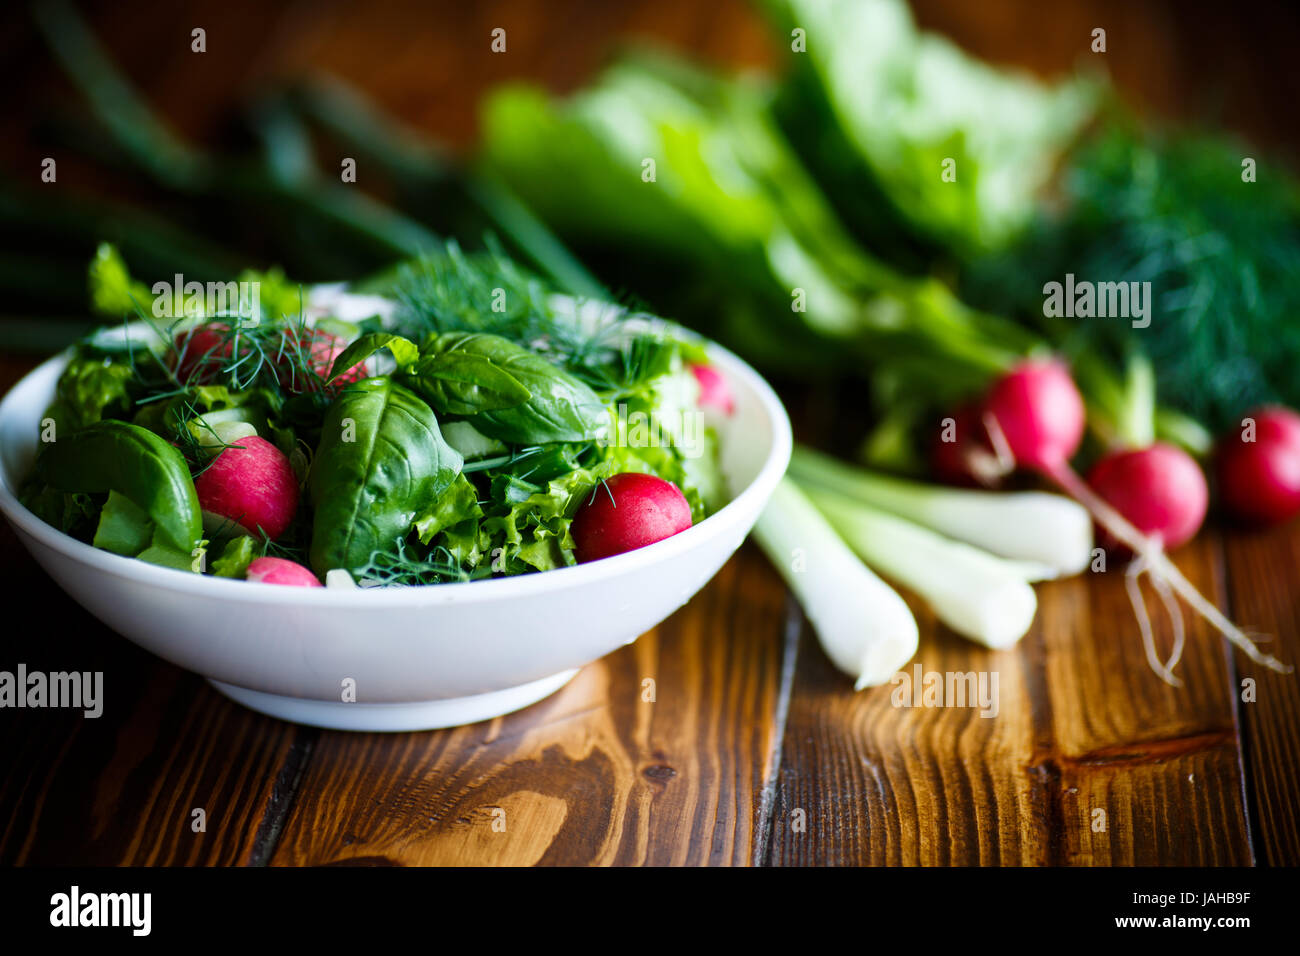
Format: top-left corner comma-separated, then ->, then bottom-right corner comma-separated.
392,239 -> 691,396
350,538 -> 470,586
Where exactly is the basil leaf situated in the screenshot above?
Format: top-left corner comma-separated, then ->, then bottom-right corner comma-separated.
309,377 -> 463,575
37,420 -> 203,552
136,527 -> 202,572
415,332 -> 608,444
326,332 -> 420,383
92,490 -> 155,556
407,350 -> 532,416
212,535 -> 257,578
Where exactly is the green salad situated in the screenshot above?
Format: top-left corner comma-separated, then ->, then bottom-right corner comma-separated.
21,243 -> 727,587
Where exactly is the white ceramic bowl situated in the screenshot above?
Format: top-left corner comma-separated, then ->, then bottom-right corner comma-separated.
0,344 -> 791,731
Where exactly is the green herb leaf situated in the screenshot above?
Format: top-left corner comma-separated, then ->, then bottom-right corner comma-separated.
326,332 -> 420,383
37,419 -> 202,553
412,331 -> 606,443
92,490 -> 155,556
308,377 -> 463,575
212,535 -> 257,577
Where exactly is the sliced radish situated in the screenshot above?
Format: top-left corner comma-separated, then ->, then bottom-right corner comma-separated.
194,436 -> 299,540
571,473 -> 692,562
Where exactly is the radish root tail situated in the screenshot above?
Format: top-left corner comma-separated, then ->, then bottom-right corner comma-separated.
1048,463 -> 1292,678
1125,556 -> 1182,687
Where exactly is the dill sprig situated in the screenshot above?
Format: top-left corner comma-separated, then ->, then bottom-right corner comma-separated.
167,400 -> 248,476
391,240 -> 682,396
350,537 -> 470,587
964,123 -> 1300,433
258,531 -> 310,566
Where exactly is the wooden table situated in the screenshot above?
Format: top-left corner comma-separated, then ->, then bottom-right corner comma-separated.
1,355 -> 1296,867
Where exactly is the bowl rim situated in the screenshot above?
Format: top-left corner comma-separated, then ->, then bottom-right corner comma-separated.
0,339 -> 791,606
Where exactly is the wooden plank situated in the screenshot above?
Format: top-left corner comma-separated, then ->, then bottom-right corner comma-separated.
0,357 -> 297,866
267,544 -> 788,866
1221,523 -> 1300,865
0,522 -> 298,866
1034,534 -> 1252,865
767,594 -> 1043,865
768,533 -> 1252,865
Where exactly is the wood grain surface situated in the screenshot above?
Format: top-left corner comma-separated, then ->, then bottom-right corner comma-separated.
1,346 -> 1296,867
1,0 -> 1298,868
1,447 -> 1294,866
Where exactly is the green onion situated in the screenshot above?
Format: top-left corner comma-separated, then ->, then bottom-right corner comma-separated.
753,477 -> 918,688
799,482 -> 1039,650
789,445 -> 1092,577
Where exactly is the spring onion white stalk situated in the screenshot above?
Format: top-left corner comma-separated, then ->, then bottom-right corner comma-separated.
754,477 -> 918,688
801,482 -> 1039,649
790,445 -> 1092,577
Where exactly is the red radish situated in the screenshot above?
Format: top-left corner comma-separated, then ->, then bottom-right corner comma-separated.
930,403 -> 999,488
982,358 -> 1086,474
1215,405 -> 1300,526
1087,443 -> 1208,552
247,556 -> 321,587
977,359 -> 1288,681
172,323 -> 233,383
690,362 -> 734,416
571,472 -> 693,562
195,436 -> 299,540
275,327 -> 364,393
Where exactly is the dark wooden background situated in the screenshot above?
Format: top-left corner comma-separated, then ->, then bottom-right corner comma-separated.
1,1 -> 1298,866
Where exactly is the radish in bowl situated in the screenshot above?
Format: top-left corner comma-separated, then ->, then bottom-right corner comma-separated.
0,243 -> 791,730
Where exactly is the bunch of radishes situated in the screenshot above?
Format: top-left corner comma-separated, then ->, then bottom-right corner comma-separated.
935,358 -> 1295,681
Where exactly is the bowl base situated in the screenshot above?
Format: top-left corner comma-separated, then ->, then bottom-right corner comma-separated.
208,669 -> 580,732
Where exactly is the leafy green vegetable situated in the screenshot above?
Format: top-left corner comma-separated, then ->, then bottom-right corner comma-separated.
36,419 -> 202,552
411,331 -> 606,443
44,354 -> 135,432
413,472 -> 483,544
326,332 -> 420,382
407,334 -> 533,415
134,535 -> 200,571
964,124 -> 1300,433
764,0 -> 1094,257
308,377 -> 463,575
92,490 -> 155,556
479,51 -> 1034,394
88,243 -> 154,317
212,535 -> 257,578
